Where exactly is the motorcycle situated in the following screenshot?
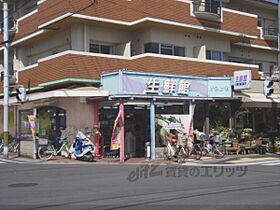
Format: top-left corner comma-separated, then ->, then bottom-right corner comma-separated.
71,131 -> 95,162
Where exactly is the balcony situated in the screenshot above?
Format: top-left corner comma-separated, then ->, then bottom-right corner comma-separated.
193,0 -> 221,22
262,27 -> 278,41
13,51 -> 259,91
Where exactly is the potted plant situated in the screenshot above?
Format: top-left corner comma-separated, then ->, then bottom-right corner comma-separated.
232,138 -> 240,148
275,140 -> 280,153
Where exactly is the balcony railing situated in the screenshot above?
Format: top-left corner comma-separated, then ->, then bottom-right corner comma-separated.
193,0 -> 221,21
262,27 -> 278,40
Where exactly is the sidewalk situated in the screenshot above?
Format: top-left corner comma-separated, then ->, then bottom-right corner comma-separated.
1,153 -> 280,165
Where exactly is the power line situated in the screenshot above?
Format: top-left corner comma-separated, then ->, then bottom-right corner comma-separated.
35,0 -> 98,29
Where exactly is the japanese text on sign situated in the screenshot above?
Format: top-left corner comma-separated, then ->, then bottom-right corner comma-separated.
235,75 -> 248,87
209,85 -> 229,93
145,78 -> 190,95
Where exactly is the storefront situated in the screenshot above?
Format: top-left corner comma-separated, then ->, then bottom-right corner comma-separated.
0,87 -> 108,158
234,80 -> 280,138
101,70 -> 234,161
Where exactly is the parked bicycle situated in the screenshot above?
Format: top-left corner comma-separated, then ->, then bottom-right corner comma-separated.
184,137 -> 203,160
0,138 -> 19,153
0,139 -> 3,153
163,139 -> 188,163
195,130 -> 225,159
8,138 -> 19,153
38,137 -> 72,161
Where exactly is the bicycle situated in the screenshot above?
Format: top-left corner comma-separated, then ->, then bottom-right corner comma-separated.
0,139 -> 3,153
8,138 -> 19,153
184,140 -> 202,160
163,140 -> 187,163
202,140 -> 225,159
38,137 -> 72,161
0,138 -> 19,153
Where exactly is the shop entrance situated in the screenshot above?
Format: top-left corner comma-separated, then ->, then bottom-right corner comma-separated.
37,106 -> 66,147
100,106 -> 149,158
99,103 -> 190,159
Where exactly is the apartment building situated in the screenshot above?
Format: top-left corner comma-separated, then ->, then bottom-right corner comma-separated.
0,0 -> 279,158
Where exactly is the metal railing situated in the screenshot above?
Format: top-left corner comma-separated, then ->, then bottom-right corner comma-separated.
262,27 -> 278,37
193,1 -> 221,16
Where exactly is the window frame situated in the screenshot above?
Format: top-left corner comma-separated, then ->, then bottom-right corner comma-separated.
206,50 -> 228,61
89,42 -> 113,55
144,42 -> 185,57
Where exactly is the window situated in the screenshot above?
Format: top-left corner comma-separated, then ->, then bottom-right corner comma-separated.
144,43 -> 159,53
174,46 -> 185,57
258,63 -> 264,72
212,51 -> 222,60
89,43 -> 112,54
258,18 -> 264,27
206,50 -> 228,61
144,42 -> 185,57
160,44 -> 173,55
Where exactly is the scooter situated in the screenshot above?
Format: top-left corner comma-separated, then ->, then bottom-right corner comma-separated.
71,131 -> 95,162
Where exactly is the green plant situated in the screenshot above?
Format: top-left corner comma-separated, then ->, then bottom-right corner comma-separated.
268,144 -> 277,153
212,121 -> 228,133
243,128 -> 252,133
275,140 -> 280,150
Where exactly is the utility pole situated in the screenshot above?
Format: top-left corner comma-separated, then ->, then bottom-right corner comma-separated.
2,0 -> 9,158
278,0 -> 280,65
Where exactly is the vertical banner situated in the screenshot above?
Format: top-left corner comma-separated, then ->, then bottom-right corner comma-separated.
28,115 -> 36,135
28,115 -> 37,160
110,111 -> 122,150
155,115 -> 191,147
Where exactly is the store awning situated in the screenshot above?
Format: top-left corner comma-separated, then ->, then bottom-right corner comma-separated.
0,87 -> 108,105
236,92 -> 280,108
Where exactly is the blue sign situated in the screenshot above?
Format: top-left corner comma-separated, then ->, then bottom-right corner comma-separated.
101,70 -> 232,98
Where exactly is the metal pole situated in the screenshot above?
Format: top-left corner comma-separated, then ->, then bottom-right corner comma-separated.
150,100 -> 156,160
278,0 -> 280,65
204,102 -> 210,138
2,1 -> 9,158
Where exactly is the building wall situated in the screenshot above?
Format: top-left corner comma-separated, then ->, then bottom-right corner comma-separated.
0,97 -> 96,137
15,29 -> 71,68
132,27 -> 230,58
230,46 -> 277,62
228,0 -> 277,22
56,98 -> 95,130
15,52 -> 259,90
230,46 -> 277,75
89,25 -> 132,56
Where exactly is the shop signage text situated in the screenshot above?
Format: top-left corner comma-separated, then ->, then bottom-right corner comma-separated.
145,78 -> 190,95
101,70 -> 232,98
234,70 -> 252,90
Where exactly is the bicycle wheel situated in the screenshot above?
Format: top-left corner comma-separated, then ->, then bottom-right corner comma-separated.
177,147 -> 187,163
163,146 -> 170,160
213,145 -> 225,159
214,150 -> 225,159
38,146 -> 54,160
184,145 -> 190,159
193,144 -> 202,160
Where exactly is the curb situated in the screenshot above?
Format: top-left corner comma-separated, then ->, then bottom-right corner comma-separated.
1,154 -> 280,165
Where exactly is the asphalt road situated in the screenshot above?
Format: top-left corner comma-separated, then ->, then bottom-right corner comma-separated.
0,162 -> 279,210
